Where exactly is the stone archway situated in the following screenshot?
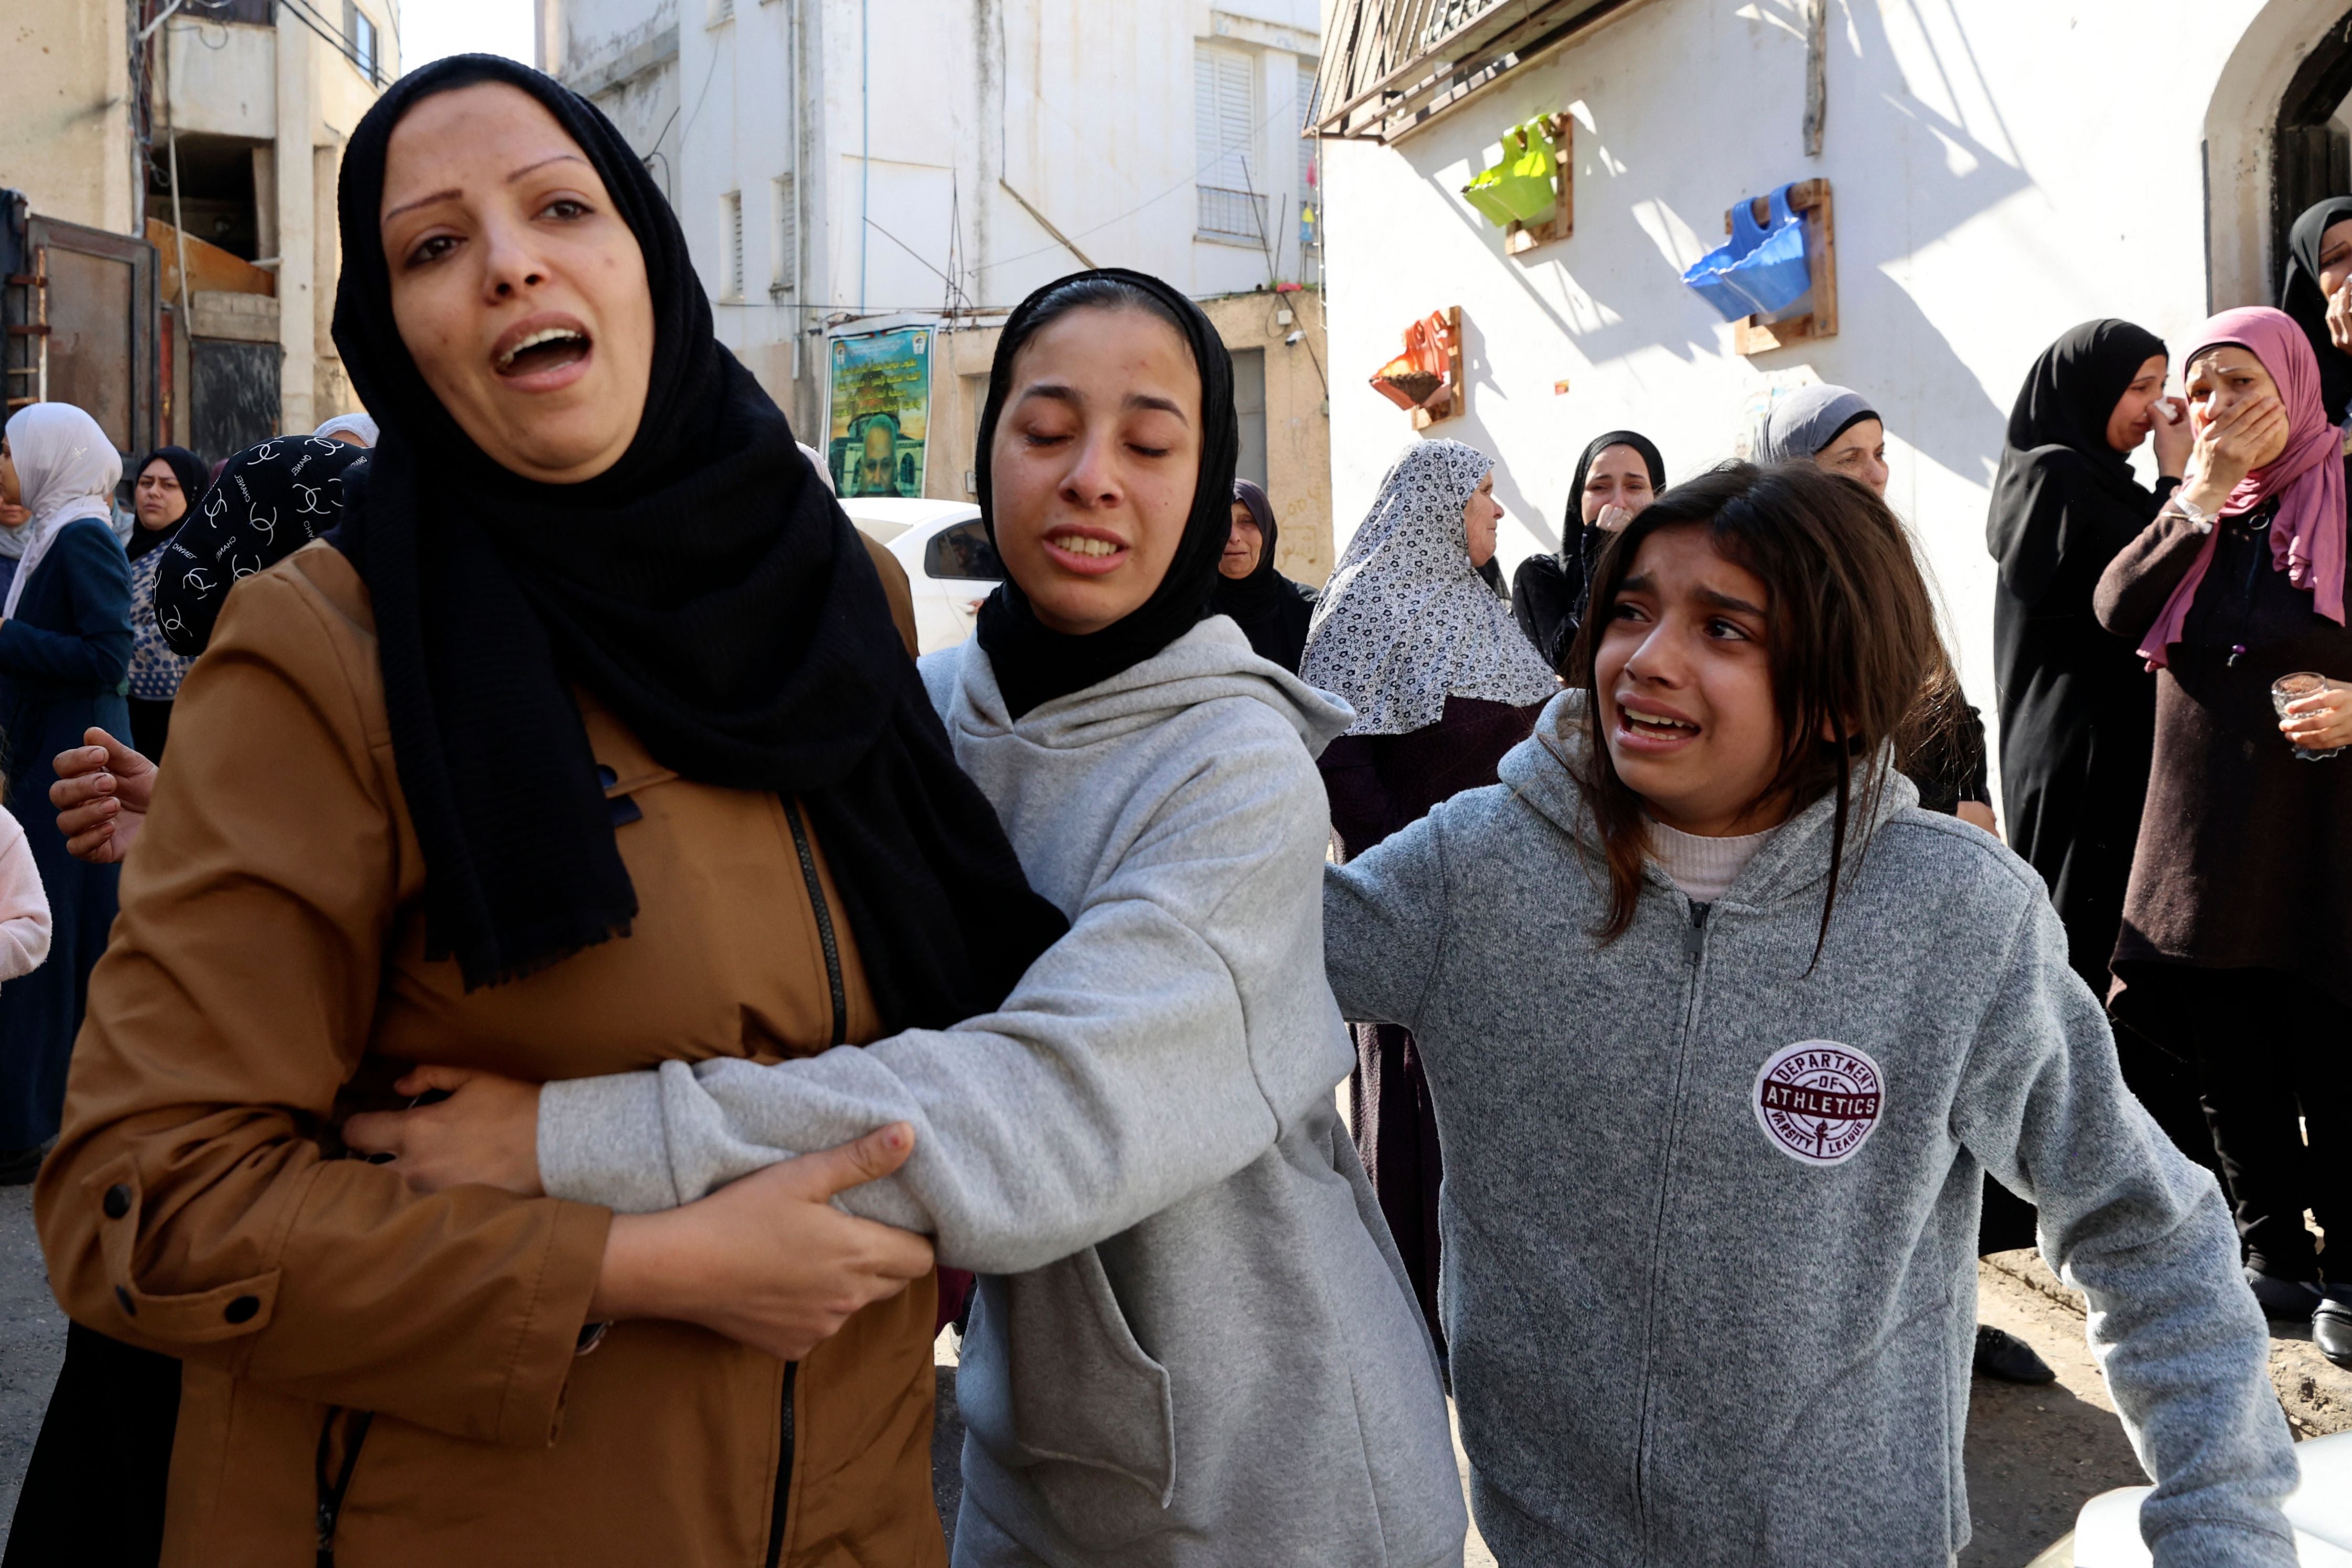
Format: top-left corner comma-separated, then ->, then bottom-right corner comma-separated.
2205,4 -> 2352,311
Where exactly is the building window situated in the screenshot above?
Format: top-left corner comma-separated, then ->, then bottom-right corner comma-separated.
710,0 -> 734,24
771,174 -> 797,294
1231,347 -> 1267,491
721,191 -> 743,300
346,3 -> 379,84
1195,46 -> 1264,243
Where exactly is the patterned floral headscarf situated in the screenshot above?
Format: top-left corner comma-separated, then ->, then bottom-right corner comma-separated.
1301,438 -> 1560,736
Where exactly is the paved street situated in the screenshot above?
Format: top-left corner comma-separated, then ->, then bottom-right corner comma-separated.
2,1192 -> 2342,1564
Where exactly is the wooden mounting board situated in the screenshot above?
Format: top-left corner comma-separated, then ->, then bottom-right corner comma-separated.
1504,114 -> 1575,256
1720,178 -> 1836,356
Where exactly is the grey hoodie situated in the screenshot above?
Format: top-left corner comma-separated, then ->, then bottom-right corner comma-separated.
1322,691 -> 2297,1568
538,617 -> 1467,1568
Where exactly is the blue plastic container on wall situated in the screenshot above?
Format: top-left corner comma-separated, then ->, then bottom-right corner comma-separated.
1681,183 -> 1814,321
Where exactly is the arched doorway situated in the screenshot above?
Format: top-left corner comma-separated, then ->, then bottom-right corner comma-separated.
2273,7 -> 2352,298
2205,4 -> 2352,311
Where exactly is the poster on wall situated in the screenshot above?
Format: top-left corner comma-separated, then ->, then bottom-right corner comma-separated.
826,325 -> 933,499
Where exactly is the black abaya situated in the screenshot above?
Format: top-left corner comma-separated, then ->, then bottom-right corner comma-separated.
2281,196 -> 2352,427
1985,319 -> 2210,1170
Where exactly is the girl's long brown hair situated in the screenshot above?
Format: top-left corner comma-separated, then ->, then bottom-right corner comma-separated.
1563,462 -> 1945,957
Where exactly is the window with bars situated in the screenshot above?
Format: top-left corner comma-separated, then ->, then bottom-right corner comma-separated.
1195,46 -> 1265,243
771,175 -> 797,294
721,191 -> 743,300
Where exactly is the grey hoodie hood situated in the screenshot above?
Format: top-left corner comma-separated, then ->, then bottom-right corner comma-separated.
1499,688 -> 1920,913
926,613 -> 1354,759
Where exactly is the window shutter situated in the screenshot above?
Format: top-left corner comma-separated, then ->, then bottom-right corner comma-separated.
772,174 -> 797,292
1195,48 -> 1253,192
722,191 -> 743,299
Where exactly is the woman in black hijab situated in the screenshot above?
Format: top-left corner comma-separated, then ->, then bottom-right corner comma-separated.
2281,196 -> 2352,427
1212,477 -> 1317,671
1985,319 -> 2206,1159
1511,429 -> 1664,672
26,55 -> 1064,1566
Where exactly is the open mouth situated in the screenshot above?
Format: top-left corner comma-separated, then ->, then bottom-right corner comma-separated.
1042,528 -> 1129,577
491,316 -> 594,386
1616,700 -> 1701,747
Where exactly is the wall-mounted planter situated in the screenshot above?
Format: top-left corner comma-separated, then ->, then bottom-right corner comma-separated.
1720,180 -> 1837,355
1463,120 -> 1560,227
1369,306 -> 1464,428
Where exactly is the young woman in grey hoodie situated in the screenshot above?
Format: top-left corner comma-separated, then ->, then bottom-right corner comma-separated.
1322,462 -> 2298,1566
349,270 -> 1467,1568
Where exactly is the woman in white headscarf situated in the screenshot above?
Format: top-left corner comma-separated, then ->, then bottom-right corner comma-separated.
311,411 -> 380,446
0,403 -> 132,1182
1299,436 -> 1559,1355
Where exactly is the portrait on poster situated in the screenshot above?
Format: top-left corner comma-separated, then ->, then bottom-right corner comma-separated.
826,326 -> 933,499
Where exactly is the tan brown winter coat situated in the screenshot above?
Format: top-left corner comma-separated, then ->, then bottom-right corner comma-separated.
34,539 -> 945,1568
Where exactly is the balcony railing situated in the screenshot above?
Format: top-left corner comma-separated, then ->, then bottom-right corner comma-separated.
1309,0 -> 1631,143
1197,186 -> 1268,244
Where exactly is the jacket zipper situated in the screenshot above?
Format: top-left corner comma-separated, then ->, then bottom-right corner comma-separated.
782,799 -> 848,1048
764,1362 -> 799,1568
1632,903 -> 1710,1561
313,1406 -> 374,1568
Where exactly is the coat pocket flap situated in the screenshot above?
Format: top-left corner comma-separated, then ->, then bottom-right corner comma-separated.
1000,1247 -> 1177,1506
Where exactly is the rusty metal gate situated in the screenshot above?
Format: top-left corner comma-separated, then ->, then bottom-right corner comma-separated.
1,189 -> 160,464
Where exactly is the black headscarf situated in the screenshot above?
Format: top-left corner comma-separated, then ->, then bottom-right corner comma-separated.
973,269 -> 1239,718
1987,319 -> 2168,598
1210,479 -> 1316,672
2282,196 -> 2352,427
1510,429 -> 1665,673
153,435 -> 369,653
329,55 -> 1064,1014
127,445 -> 209,561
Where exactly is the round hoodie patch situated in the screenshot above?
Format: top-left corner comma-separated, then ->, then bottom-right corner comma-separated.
1752,1041 -> 1884,1166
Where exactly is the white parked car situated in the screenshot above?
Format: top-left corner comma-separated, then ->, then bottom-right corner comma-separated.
837,497 -> 1001,654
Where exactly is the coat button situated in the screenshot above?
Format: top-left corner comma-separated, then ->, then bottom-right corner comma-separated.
102,1184 -> 131,1220
223,1295 -> 260,1325
114,1285 -> 137,1316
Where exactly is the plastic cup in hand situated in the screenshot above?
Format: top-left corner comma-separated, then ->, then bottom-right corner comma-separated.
2271,672 -> 2337,762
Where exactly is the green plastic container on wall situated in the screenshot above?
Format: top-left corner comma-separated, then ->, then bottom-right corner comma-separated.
1462,120 -> 1558,228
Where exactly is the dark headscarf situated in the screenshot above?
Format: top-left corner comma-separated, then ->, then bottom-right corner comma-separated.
973,269 -> 1238,719
2281,196 -> 2352,427
1511,429 -> 1665,673
128,445 -> 209,561
1211,479 -> 1316,672
154,434 -> 369,654
329,55 -> 1063,1012
1987,319 -> 2168,603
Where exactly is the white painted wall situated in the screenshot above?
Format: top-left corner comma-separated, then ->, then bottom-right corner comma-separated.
1318,0 -> 2348,793
618,0 -> 1324,432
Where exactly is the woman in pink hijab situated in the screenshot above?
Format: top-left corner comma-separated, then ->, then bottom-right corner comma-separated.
2093,306 -> 2352,1369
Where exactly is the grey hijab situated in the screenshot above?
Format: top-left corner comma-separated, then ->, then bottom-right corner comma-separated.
1756,384 -> 1877,464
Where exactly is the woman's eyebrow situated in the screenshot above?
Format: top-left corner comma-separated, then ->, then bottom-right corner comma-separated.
381,154 -> 592,226
507,152 -> 591,184
1125,392 -> 1189,421
1695,586 -> 1767,616
382,187 -> 461,225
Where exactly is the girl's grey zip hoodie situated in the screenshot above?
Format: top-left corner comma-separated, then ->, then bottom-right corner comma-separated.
1322,690 -> 2297,1568
537,617 -> 1467,1568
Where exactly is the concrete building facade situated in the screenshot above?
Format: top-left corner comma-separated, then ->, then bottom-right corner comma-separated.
0,0 -> 394,459
1310,0 -> 2352,800
539,0 -> 1339,580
